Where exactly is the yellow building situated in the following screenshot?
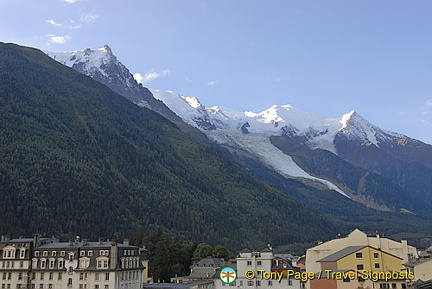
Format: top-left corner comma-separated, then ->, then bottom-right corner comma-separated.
306,229 -> 418,289
307,229 -> 418,274
310,245 -> 411,289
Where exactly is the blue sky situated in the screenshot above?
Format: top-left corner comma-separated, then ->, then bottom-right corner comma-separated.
1,0 -> 431,144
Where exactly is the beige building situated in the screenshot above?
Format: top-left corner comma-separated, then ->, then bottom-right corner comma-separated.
306,229 -> 417,274
0,235 -> 146,289
405,258 -> 432,282
305,229 -> 418,289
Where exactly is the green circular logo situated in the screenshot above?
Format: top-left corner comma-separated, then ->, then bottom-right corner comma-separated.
220,266 -> 237,284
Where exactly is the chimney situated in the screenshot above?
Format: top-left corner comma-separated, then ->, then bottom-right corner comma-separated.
33,234 -> 40,247
110,244 -> 118,270
1,235 -> 5,242
123,239 -> 129,246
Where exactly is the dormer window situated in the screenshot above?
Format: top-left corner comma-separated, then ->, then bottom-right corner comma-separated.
2,247 -> 16,259
20,249 -> 26,259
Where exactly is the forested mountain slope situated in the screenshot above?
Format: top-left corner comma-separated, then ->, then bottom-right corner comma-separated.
0,43 -> 336,249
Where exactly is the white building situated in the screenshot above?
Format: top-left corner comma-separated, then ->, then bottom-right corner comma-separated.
214,249 -> 302,289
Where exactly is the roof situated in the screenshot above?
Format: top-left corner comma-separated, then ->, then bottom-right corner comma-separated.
36,241 -> 136,249
317,246 -> 366,262
404,258 -> 432,268
318,245 -> 403,262
188,258 -> 226,279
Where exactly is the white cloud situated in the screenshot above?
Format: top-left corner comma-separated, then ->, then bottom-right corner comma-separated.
68,24 -> 81,29
207,80 -> 216,86
47,34 -> 71,45
134,69 -> 170,84
421,99 -> 432,115
63,0 -> 77,3
81,13 -> 98,24
46,19 -> 62,27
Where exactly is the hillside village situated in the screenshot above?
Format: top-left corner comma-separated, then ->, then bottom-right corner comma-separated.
1,229 -> 431,289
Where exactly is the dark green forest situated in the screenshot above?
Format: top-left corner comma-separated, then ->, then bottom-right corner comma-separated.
0,43 -> 336,250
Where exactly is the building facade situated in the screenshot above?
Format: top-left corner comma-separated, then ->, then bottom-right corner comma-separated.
0,235 -> 145,289
214,249 -> 302,289
306,229 -> 418,289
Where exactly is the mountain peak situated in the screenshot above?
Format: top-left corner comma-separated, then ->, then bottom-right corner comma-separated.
340,110 -> 357,128
102,44 -> 112,54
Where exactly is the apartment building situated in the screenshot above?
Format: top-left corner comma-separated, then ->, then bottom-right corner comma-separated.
0,235 -> 145,289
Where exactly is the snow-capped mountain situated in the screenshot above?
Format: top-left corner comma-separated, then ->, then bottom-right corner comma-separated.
151,89 -> 432,211
46,45 -> 432,213
45,46 -> 183,126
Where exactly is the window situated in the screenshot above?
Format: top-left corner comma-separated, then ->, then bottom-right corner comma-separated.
105,273 -> 109,281
52,251 -> 56,257
239,281 -> 243,286
95,286 -> 99,289
402,284 -> 406,289
267,281 -> 273,286
68,253 -> 74,261
69,266 -> 73,273
379,284 -> 390,289
356,252 -> 363,259
40,272 -> 44,280
18,273 -> 23,280
58,272 -> 62,280
58,260 -> 64,269
49,272 -> 53,280
35,252 -> 40,257
95,273 -> 100,281
80,251 -> 85,257
357,264 -> 364,270
391,284 -> 397,289
39,285 -> 43,289
3,248 -> 16,259
48,285 -> 53,289
374,253 -> 379,258
41,259 -> 46,269
256,280 -> 261,286
8,273 -> 11,280
288,279 -> 292,286
247,281 -> 254,286
20,261 -> 23,268
43,251 -> 48,257
257,261 -> 262,266
104,286 -> 108,289
20,249 -> 26,259
68,278 -> 73,286
3,272 -> 7,280
88,251 -> 93,257
247,261 -> 252,266
60,251 -> 65,257
375,263 -> 380,269
49,260 -> 55,269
